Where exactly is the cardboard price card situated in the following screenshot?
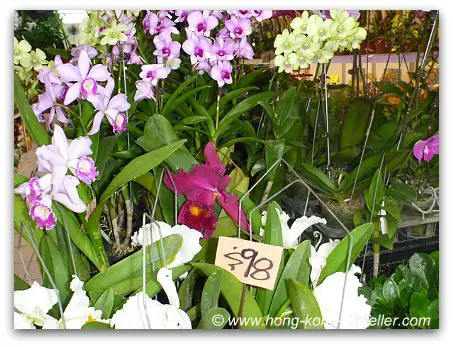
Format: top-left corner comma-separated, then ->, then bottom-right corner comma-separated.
214,237 -> 283,290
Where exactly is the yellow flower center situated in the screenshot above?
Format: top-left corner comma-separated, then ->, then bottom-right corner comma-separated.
189,205 -> 202,216
87,315 -> 96,323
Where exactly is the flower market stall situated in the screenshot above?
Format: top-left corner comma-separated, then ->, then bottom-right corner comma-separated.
13,9 -> 439,330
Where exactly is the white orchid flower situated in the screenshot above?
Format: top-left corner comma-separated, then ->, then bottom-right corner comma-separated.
274,29 -> 297,55
14,282 -> 58,328
314,272 -> 371,329
42,276 -> 106,329
310,239 -> 362,287
290,11 -> 310,35
260,208 -> 327,248
111,268 -> 192,329
131,221 -> 202,268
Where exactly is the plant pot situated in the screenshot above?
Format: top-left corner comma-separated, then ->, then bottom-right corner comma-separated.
318,196 -> 364,238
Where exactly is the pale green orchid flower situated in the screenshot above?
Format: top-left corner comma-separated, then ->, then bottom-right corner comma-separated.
290,10 -> 310,35
99,20 -> 129,46
13,38 -> 32,66
274,29 -> 297,55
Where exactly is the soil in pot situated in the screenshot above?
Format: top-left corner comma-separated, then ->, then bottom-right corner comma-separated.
320,197 -> 364,230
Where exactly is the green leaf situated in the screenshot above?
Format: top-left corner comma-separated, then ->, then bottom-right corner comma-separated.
409,292 -> 433,328
197,307 -> 230,329
318,223 -> 373,284
163,85 -> 211,117
84,234 -> 183,293
263,202 -> 283,247
191,263 -> 265,329
207,87 -> 258,116
299,164 -> 337,197
365,169 -> 384,212
287,279 -> 323,329
340,98 -> 372,150
161,74 -> 197,116
136,114 -> 197,172
409,253 -> 435,290
81,322 -> 112,329
178,269 -> 198,312
14,274 -> 30,291
215,91 -> 273,140
93,288 -> 115,319
201,270 -> 224,316
382,279 -> 400,307
268,240 -> 311,317
388,180 -> 417,202
264,139 -> 285,181
14,73 -> 50,146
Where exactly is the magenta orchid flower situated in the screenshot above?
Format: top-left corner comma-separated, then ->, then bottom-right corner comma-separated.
139,64 -> 171,86
225,16 -> 252,39
32,76 -> 69,128
56,50 -> 110,105
134,79 -> 156,102
153,34 -> 181,60
187,10 -> 218,37
164,142 -> 249,238
252,10 -> 273,21
87,78 -> 130,135
174,10 -> 191,23
210,61 -> 233,87
210,38 -> 235,63
182,34 -> 212,64
413,134 -> 439,162
36,125 -> 98,191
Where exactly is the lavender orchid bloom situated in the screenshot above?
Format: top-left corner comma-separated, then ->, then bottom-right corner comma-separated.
210,61 -> 233,87
413,134 -> 439,162
32,76 -> 69,128
174,10 -> 191,23
87,78 -> 130,135
56,50 -> 110,105
182,34 -> 212,65
70,44 -> 98,64
134,79 -> 156,102
252,10 -> 273,22
36,125 -> 98,191
187,10 -> 218,37
210,38 -> 235,63
236,38 -> 254,59
153,34 -> 181,60
143,11 -> 159,35
225,16 -> 252,39
139,64 -> 171,86
164,142 -> 250,238
233,10 -> 253,18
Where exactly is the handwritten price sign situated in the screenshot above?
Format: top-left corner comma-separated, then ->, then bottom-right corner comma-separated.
215,237 -> 283,290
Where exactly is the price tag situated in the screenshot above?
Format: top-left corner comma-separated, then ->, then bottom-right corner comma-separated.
214,236 -> 283,290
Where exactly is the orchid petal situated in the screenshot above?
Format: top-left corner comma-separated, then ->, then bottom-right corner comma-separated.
77,50 -> 91,78
86,111 -> 105,135
67,136 -> 93,160
413,140 -> 426,162
88,64 -> 110,81
52,125 -> 69,160
203,142 -> 225,173
217,191 -> 250,231
56,64 -> 81,83
108,94 -> 130,112
64,83 -> 81,105
157,268 -> 180,307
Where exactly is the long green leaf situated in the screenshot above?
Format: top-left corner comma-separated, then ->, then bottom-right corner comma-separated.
197,307 -> 230,329
192,263 -> 265,329
84,234 -> 183,292
287,279 -> 323,329
14,73 -> 50,146
161,74 -> 197,116
201,270 -> 223,316
317,223 -> 373,284
268,240 -> 311,317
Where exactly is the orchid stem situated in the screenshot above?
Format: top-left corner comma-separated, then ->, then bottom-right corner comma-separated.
215,89 -> 221,129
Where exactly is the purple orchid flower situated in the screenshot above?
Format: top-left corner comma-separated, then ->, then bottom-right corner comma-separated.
56,50 -> 110,105
211,10 -> 225,20
32,76 -> 69,128
236,38 -> 254,59
153,33 -> 181,60
164,142 -> 250,238
174,10 -> 191,23
139,64 -> 171,86
252,10 -> 273,21
36,125 -> 98,190
187,10 -> 218,37
157,17 -> 179,38
233,10 -> 253,18
182,34 -> 212,64
143,11 -> 159,35
210,38 -> 235,63
413,134 -> 439,162
70,44 -> 98,64
225,16 -> 252,39
210,61 -> 233,87
134,79 -> 156,102
87,78 -> 130,135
